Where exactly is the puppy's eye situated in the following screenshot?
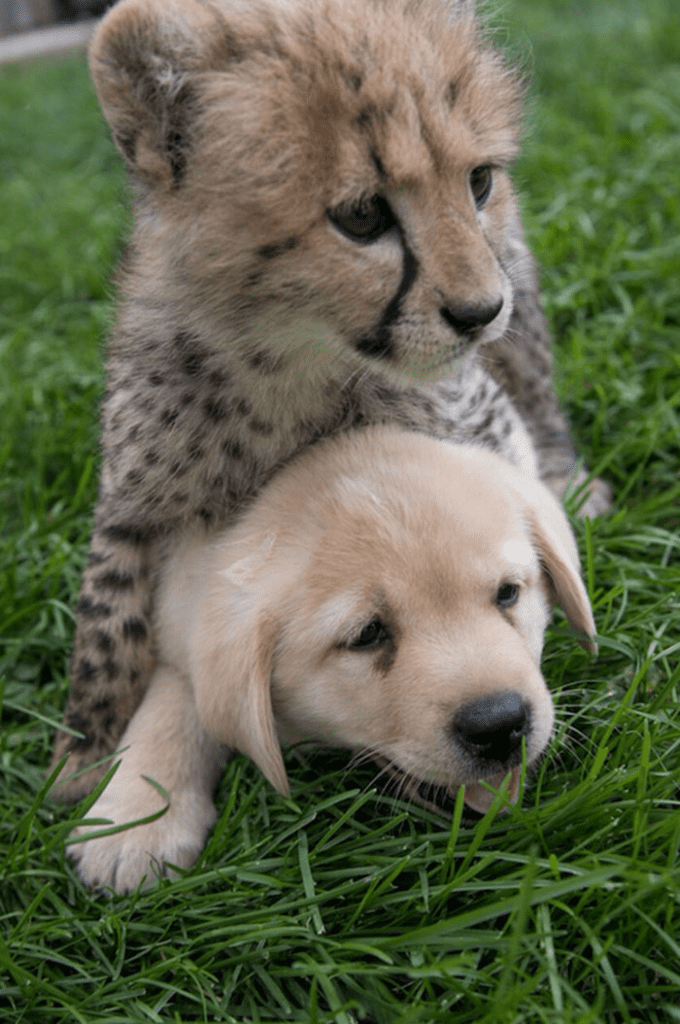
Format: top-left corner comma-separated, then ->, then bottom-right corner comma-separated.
328,196 -> 395,243
470,165 -> 493,209
496,582 -> 520,609
349,618 -> 390,650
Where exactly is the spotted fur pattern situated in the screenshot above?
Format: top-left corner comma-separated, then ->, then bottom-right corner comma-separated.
51,0 -> 607,799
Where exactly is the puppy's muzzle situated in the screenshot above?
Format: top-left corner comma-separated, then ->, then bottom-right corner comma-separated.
452,690 -> 531,770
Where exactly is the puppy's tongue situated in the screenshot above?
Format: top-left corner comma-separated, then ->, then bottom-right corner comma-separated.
463,766 -> 521,814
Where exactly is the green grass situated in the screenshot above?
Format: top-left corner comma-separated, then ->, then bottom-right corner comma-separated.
1,1 -> 679,1020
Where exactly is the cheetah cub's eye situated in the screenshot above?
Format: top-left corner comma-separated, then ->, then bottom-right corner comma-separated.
469,165 -> 493,209
496,582 -> 520,609
327,196 -> 395,243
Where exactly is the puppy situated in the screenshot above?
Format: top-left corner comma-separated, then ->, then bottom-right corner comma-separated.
68,426 -> 595,891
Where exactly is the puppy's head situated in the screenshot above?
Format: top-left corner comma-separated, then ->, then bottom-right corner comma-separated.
159,427 -> 595,813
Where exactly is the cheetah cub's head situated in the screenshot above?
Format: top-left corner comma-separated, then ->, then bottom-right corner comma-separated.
90,0 -> 525,382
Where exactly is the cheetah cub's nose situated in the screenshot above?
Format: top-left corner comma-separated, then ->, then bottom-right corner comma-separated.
440,296 -> 504,336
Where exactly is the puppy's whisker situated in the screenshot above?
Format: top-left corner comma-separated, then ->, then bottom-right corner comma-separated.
346,745 -> 385,771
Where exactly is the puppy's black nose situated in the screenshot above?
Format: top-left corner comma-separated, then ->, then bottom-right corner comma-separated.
453,691 -> 530,763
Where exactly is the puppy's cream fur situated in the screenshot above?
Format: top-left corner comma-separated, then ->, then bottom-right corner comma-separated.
69,427 -> 595,891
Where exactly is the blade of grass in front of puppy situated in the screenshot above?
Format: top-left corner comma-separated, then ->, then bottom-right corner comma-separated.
66,775 -> 170,845
249,964 -> 293,1018
343,844 -> 430,932
298,830 -> 326,935
269,788 -> 384,853
10,751 -> 77,866
438,783 -> 467,887
456,780 -> 514,882
494,848 -> 538,1004
631,722 -> 652,863
39,754 -> 126,855
310,787 -> 381,857
200,762 -> 242,861
368,862 -> 623,951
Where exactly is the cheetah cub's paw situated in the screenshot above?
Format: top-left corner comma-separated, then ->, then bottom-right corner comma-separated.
67,666 -> 226,892
546,469 -> 613,518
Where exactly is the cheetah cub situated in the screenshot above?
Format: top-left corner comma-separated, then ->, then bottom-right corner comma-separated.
52,0 -> 608,800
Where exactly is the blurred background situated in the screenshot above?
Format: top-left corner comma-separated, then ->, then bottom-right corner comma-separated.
0,0 -> 110,36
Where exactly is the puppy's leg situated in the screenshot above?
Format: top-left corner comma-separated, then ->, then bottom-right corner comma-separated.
67,664 -> 227,892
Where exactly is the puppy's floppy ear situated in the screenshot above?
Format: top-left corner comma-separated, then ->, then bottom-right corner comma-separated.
189,550 -> 289,796
88,0 -> 234,188
509,472 -> 597,653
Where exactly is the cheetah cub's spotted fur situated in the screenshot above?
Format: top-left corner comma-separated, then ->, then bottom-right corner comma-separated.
52,0 -> 608,799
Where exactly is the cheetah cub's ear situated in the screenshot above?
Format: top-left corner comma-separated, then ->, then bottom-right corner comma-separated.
88,0 -> 230,190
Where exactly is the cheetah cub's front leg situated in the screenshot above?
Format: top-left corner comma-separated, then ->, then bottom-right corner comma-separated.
51,522 -> 160,801
68,665 -> 226,892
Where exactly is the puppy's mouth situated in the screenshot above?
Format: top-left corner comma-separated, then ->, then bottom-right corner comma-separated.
462,767 -> 521,814
373,757 -> 521,818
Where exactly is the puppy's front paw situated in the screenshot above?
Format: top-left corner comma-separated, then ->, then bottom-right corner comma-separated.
68,779 -> 217,893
